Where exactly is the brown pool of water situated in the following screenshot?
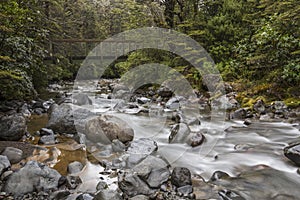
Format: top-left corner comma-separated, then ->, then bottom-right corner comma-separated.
27,114 -> 49,134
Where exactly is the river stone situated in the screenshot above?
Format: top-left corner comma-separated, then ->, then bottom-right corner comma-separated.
0,114 -> 26,141
85,115 -> 134,144
129,195 -> 149,200
137,97 -> 151,104
177,185 -> 193,196
218,189 -> 245,200
166,96 -> 185,110
112,139 -> 126,152
126,138 -> 158,167
253,99 -> 265,114
189,132 -> 205,147
169,123 -> 191,143
47,103 -> 95,134
1,147 -> 23,164
210,171 -> 230,182
284,143 -> 300,166
72,93 -> 93,106
49,190 -> 71,200
4,161 -> 61,197
0,155 -> 11,175
38,134 -> 56,145
133,155 -> 170,188
66,175 -> 82,189
76,193 -> 94,200
40,128 -> 54,136
94,190 -> 122,200
231,108 -> 247,119
118,170 -> 156,197
68,161 -> 84,174
171,167 -> 192,187
157,87 -> 173,98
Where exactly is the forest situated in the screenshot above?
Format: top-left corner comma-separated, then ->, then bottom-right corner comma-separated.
0,0 -> 299,105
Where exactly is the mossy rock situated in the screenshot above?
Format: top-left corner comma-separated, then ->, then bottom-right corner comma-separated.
0,70 -> 36,101
284,98 -> 300,108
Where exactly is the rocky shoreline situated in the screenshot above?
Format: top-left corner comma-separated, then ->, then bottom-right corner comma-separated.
0,79 -> 299,199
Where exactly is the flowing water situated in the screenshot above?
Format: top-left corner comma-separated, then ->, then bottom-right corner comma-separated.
27,80 -> 300,198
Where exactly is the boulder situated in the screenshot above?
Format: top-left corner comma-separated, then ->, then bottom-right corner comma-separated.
126,138 -> 158,167
47,103 -> 94,134
169,123 -> 191,143
284,143 -> 300,166
72,93 -> 92,106
4,161 -> 61,197
118,170 -> 155,197
133,155 -> 170,188
85,115 -> 134,144
171,167 -> 192,187
1,147 -> 23,164
0,114 -> 26,141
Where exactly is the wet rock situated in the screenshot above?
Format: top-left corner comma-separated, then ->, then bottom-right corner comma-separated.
0,114 -> 26,141
0,155 -> 11,175
1,147 -> 23,164
85,115 -> 134,144
20,103 -> 31,118
94,190 -> 122,200
157,87 -> 173,98
284,143 -> 300,166
40,128 -> 55,136
74,133 -> 87,144
76,193 -> 94,200
118,170 -> 155,197
112,139 -> 126,152
231,108 -> 247,120
243,119 -> 252,125
189,132 -> 205,147
67,161 -> 84,174
1,170 -> 13,181
272,101 -> 287,114
47,103 -> 94,134
171,167 -> 192,187
4,161 -> 61,197
96,181 -> 108,190
177,185 -> 193,196
50,190 -> 71,200
66,175 -> 82,189
253,99 -> 265,114
126,138 -> 158,167
72,93 -> 93,106
210,171 -> 230,181
137,97 -> 151,104
38,134 -> 56,145
34,108 -> 44,115
169,123 -> 191,143
133,155 -> 170,188
218,189 -> 245,200
166,96 -> 185,110
129,195 -> 149,200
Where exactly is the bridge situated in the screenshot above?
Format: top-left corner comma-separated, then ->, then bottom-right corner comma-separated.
44,39 -> 142,62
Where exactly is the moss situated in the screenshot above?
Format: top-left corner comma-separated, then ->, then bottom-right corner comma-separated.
0,70 -> 36,101
284,98 -> 300,108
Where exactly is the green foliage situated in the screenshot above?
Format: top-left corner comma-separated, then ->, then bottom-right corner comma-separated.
0,70 -> 36,100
